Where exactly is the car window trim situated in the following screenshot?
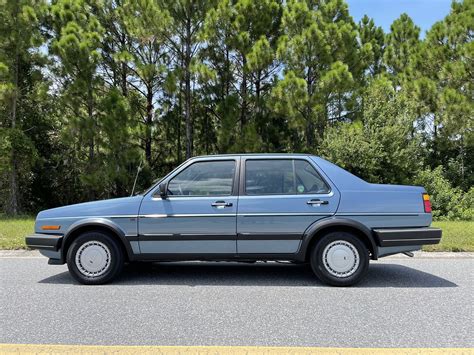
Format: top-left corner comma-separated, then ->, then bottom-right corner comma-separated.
241,157 -> 332,196
152,158 -> 240,198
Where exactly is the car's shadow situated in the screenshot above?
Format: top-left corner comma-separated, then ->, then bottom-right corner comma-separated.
39,261 -> 457,288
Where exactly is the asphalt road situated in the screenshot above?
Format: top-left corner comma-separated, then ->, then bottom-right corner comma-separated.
0,254 -> 473,348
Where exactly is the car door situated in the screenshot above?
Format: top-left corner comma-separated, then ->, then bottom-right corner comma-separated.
237,157 -> 340,254
138,158 -> 239,255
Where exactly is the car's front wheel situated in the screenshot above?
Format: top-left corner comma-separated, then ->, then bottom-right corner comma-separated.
310,231 -> 369,286
66,231 -> 124,285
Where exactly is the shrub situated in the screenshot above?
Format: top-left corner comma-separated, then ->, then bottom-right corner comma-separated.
319,78 -> 421,185
414,166 -> 473,220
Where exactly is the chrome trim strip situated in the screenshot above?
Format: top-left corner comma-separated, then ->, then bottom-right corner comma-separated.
139,214 -> 236,218
139,234 -> 236,241
239,191 -> 335,198
239,212 -> 330,217
38,212 -> 418,220
239,232 -> 301,235
38,215 -> 138,220
374,228 -> 440,233
139,212 -> 331,218
140,233 -> 235,237
40,212 -> 331,220
336,213 -> 420,216
153,195 -> 234,200
384,238 -> 441,242
180,233 -> 235,236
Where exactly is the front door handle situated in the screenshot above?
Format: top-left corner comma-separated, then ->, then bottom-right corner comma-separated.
307,199 -> 329,205
211,201 -> 233,208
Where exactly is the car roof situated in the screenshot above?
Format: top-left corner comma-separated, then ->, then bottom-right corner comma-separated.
193,153 -> 315,159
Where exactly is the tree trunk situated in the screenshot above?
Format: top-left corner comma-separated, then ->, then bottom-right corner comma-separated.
305,121 -> 314,148
225,49 -> 230,97
121,62 -> 128,97
305,68 -> 314,148
177,44 -> 185,163
184,15 -> 193,159
145,87 -> 153,165
120,35 -> 128,97
255,73 -> 264,149
177,75 -> 183,163
8,5 -> 20,215
255,72 -> 261,114
433,116 -> 437,160
87,85 -> 95,161
255,71 -> 261,117
240,55 -> 247,136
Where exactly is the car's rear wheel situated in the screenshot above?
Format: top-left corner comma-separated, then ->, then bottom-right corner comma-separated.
66,231 -> 124,285
310,231 -> 369,286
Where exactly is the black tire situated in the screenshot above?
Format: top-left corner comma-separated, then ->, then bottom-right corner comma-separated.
310,231 -> 369,286
66,231 -> 124,285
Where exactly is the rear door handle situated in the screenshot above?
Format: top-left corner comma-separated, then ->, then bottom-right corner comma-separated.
211,201 -> 233,208
307,199 -> 329,205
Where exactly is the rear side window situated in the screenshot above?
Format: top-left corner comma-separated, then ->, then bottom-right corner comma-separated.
168,160 -> 235,196
245,159 -> 330,195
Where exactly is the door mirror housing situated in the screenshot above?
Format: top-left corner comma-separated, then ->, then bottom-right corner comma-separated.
158,183 -> 167,199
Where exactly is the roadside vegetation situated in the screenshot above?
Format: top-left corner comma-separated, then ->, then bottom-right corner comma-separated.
0,215 -> 34,250
423,221 -> 474,252
0,216 -> 472,252
0,0 -> 472,223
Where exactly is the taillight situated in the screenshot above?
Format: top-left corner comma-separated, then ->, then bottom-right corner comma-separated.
422,193 -> 432,213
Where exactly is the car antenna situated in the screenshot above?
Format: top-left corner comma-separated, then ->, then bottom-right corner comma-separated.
130,160 -> 143,196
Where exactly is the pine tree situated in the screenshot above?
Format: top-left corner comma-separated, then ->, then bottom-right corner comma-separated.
411,0 -> 474,189
51,0 -> 104,170
273,0 -> 361,150
202,0 -> 282,152
118,0 -> 172,167
0,0 -> 46,214
161,0 -> 215,159
358,15 -> 385,78
383,13 -> 420,79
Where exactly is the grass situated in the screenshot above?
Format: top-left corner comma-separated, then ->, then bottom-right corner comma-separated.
0,216 -> 472,252
423,221 -> 474,252
0,215 -> 35,249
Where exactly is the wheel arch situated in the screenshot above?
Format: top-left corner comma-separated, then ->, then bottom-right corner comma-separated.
300,217 -> 378,261
62,219 -> 135,263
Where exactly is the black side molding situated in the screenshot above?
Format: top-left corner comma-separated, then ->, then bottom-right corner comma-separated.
374,227 -> 442,247
300,217 -> 379,260
25,234 -> 63,251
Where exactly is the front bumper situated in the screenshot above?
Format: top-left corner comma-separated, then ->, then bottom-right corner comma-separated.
374,227 -> 442,247
25,233 -> 63,251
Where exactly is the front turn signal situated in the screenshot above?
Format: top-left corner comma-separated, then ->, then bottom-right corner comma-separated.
41,225 -> 61,231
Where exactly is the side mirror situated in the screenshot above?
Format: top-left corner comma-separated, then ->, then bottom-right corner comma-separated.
158,183 -> 167,199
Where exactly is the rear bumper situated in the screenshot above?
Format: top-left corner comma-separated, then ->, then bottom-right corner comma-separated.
374,227 -> 442,247
25,233 -> 63,251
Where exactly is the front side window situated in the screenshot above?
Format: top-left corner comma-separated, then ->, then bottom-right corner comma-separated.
168,160 -> 235,196
245,159 -> 330,195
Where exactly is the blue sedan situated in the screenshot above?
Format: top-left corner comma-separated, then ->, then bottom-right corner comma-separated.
26,154 -> 441,286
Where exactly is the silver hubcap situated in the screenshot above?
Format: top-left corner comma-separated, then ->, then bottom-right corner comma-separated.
75,241 -> 111,277
322,240 -> 360,278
